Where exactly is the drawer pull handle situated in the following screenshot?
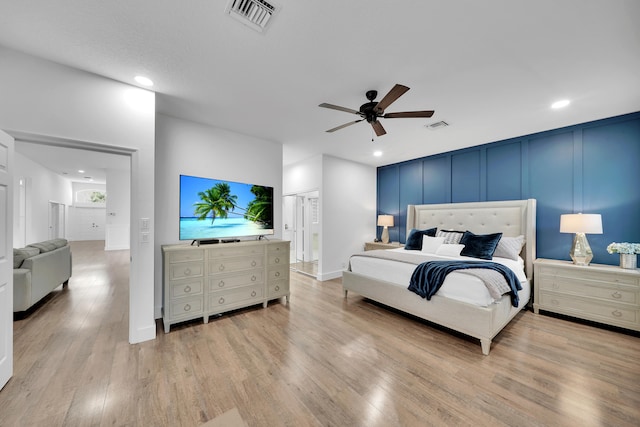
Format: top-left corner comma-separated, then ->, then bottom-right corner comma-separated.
184,268 -> 191,276
251,260 -> 257,267
251,291 -> 257,297
184,304 -> 191,311
251,275 -> 257,282
275,271 -> 280,278
219,265 -> 225,271
275,257 -> 280,263
611,291 -> 622,299
184,285 -> 191,293
612,310 -> 622,318
275,285 -> 280,292
218,281 -> 225,288
218,297 -> 225,305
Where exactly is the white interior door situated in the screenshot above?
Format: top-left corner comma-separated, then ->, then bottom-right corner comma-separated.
0,129 -> 14,390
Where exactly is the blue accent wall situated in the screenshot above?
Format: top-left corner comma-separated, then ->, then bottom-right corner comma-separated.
377,112 -> 640,265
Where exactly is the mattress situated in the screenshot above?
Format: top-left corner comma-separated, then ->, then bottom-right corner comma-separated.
349,247 -> 530,307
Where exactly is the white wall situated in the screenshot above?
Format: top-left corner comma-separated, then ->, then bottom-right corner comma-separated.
105,168 -> 131,250
154,114 -> 283,318
0,46 -> 156,344
13,151 -> 72,246
320,155 -> 376,280
283,154 -> 376,281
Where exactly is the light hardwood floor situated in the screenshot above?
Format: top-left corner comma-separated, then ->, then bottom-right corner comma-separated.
1,240 -> 639,426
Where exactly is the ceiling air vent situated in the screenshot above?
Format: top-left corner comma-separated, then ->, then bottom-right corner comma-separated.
225,0 -> 279,33
427,121 -> 449,130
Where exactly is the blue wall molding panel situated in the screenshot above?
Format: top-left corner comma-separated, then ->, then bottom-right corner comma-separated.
377,111 -> 640,266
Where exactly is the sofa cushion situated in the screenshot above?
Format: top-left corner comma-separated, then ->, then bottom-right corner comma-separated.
50,238 -> 68,249
13,247 -> 40,269
27,241 -> 58,253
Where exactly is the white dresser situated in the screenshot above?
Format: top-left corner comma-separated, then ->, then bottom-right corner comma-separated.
534,258 -> 640,332
162,240 -> 290,333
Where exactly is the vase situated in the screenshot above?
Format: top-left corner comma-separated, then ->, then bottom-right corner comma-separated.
619,253 -> 637,269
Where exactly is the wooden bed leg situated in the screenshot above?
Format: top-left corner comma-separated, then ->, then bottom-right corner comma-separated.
343,289 -> 348,298
480,339 -> 491,355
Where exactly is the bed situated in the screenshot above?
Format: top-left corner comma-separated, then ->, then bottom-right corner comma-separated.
343,199 -> 536,355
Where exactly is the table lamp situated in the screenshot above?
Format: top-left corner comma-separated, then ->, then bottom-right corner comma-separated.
377,215 -> 394,244
560,213 -> 602,265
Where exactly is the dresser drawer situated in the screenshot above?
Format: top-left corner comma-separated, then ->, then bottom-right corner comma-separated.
169,262 -> 204,280
170,278 -> 204,298
538,292 -> 639,325
208,284 -> 264,310
267,266 -> 289,282
209,256 -> 264,274
268,242 -> 289,255
267,280 -> 289,298
538,277 -> 638,304
208,245 -> 265,258
169,296 -> 204,319
167,249 -> 204,263
267,252 -> 287,267
208,270 -> 263,291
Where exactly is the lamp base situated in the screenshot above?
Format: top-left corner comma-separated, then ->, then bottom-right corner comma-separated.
569,232 -> 593,266
381,226 -> 390,244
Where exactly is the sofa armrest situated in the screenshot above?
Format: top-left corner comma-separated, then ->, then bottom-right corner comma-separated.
13,268 -> 32,312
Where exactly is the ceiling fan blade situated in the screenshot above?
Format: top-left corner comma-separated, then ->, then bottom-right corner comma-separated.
319,103 -> 360,115
375,84 -> 410,113
326,119 -> 363,133
371,120 -> 386,137
383,110 -> 435,119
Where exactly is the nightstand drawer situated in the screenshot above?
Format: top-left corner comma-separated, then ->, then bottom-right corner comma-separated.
537,265 -> 639,286
538,292 -> 638,324
538,277 -> 638,304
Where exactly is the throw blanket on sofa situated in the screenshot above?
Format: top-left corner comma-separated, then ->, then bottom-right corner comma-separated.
408,261 -> 522,307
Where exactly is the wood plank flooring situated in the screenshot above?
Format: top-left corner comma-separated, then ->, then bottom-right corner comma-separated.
1,240 -> 639,426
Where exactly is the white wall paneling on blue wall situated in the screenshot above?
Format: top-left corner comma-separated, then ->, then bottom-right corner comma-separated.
377,112 -> 640,266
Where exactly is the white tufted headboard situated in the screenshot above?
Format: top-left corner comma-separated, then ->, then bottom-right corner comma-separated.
406,199 -> 537,280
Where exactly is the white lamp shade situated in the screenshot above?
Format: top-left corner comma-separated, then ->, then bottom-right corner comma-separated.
560,213 -> 602,234
377,215 -> 394,227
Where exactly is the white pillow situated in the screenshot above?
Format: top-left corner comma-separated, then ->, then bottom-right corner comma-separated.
435,244 -> 465,257
421,235 -> 445,253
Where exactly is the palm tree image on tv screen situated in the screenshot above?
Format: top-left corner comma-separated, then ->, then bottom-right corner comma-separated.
179,175 -> 274,240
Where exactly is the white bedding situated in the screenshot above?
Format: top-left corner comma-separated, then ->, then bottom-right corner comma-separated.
349,247 -> 529,307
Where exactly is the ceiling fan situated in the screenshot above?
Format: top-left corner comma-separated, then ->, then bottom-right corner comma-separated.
319,84 -> 434,137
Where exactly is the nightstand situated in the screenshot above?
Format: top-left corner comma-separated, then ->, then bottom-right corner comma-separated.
364,241 -> 402,251
533,258 -> 640,332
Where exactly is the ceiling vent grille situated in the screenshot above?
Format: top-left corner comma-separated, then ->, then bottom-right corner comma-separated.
427,121 -> 449,130
226,0 -> 279,33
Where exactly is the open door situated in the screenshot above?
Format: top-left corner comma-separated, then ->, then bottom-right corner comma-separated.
0,130 -> 14,390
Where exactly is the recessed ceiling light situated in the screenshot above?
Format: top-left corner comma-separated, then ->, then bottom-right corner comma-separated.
373,151 -> 383,157
78,169 -> 85,173
134,75 -> 154,87
551,99 -> 570,109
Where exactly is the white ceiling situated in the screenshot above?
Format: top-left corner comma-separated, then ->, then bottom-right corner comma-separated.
1,0 -> 639,174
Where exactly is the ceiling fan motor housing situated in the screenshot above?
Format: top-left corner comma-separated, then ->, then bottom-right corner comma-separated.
359,101 -> 379,122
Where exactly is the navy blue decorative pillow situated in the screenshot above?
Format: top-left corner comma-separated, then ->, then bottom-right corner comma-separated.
460,231 -> 503,260
405,228 -> 437,250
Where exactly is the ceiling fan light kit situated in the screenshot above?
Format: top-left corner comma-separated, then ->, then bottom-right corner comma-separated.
319,84 -> 435,137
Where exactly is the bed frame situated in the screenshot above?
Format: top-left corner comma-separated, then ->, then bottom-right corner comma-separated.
342,199 -> 536,355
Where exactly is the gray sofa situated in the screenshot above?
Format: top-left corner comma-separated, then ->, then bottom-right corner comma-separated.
13,238 -> 72,312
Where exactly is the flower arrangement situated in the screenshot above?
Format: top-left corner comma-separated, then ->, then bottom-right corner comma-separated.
606,242 -> 640,255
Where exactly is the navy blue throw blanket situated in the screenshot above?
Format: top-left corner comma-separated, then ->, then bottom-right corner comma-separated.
408,261 -> 522,307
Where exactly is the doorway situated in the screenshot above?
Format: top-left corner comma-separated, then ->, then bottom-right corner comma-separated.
283,190 -> 319,277
48,201 -> 66,240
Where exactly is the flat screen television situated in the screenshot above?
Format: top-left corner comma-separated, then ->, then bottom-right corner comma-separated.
179,174 -> 274,242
